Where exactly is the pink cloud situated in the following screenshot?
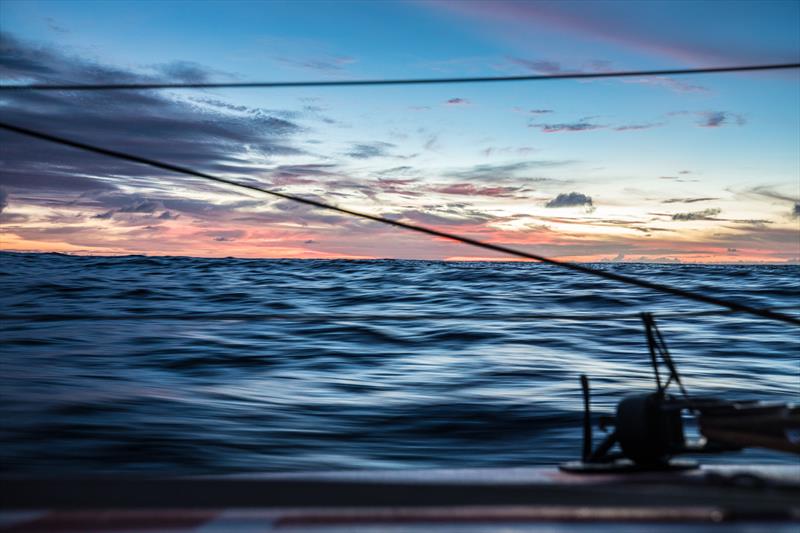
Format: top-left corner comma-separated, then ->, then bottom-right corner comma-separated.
430,183 -> 522,197
423,0 -> 779,66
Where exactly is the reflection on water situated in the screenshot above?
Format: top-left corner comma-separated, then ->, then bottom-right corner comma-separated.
0,252 -> 798,474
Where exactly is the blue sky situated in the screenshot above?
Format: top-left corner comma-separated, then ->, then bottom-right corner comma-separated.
1,0 -> 798,261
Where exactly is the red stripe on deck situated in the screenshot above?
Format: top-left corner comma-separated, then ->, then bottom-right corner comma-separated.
1,510 -> 219,532
273,506 -> 727,526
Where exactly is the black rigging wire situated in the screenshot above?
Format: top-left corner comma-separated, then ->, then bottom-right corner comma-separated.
2,121 -> 798,327
1,63 -> 798,91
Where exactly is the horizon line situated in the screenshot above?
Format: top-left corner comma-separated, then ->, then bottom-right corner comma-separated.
2,249 -> 797,265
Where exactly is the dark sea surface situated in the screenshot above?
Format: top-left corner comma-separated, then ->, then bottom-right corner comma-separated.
1,252 -> 798,475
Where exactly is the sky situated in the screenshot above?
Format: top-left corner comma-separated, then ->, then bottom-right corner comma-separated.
0,0 -> 798,262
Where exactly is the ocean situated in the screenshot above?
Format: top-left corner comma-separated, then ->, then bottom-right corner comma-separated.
1,252 -> 798,475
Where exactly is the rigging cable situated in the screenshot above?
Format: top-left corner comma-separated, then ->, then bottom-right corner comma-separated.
0,63 -> 797,91
1,121 -> 798,327
0,63 -> 800,91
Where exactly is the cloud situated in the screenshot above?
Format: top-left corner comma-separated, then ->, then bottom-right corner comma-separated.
270,163 -> 339,186
424,134 -> 440,151
206,230 -> 246,242
91,197 -> 170,220
275,55 -> 356,72
671,208 -> 722,221
729,219 -> 772,227
531,122 -> 604,133
117,199 -> 161,213
346,142 -> 396,159
446,160 -> 572,181
152,60 -> 214,83
659,175 -> 699,183
445,97 -> 470,106
429,183 -> 523,197
605,252 -> 681,263
390,205 -> 493,228
192,97 -> 249,113
0,31 -> 304,203
508,57 -> 563,74
426,1 -> 792,67
670,111 -> 745,128
45,17 -> 69,34
0,188 -> 7,213
613,122 -> 663,131
545,192 -> 593,208
698,111 -> 745,128
748,186 -> 799,204
746,186 -> 800,219
662,197 -> 719,204
624,76 -> 708,94
532,118 -> 663,133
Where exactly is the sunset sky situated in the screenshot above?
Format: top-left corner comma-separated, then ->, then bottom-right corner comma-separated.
1,0 -> 798,262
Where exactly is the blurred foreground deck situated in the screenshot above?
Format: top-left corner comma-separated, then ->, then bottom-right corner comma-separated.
1,465 -> 799,531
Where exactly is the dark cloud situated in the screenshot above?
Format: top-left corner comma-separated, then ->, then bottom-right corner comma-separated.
545,192 -> 593,208
659,175 -> 699,183
614,122 -> 663,131
429,183 -> 523,198
377,166 -> 417,176
270,163 -> 339,186
529,109 -> 553,114
91,197 -> 175,223
670,111 -> 745,128
424,134 -> 440,151
748,186 -> 798,204
117,199 -> 161,213
447,161 -> 572,181
191,97 -> 249,113
729,219 -> 772,226
346,142 -> 395,159
509,58 -> 563,73
531,122 -> 604,133
275,55 -> 355,72
374,177 -> 419,196
624,76 -> 708,94
746,186 -> 800,219
206,230 -> 246,242
152,60 -> 213,83
698,111 -> 741,128
662,197 -> 719,204
605,253 -> 682,263
671,208 -> 722,221
445,98 -> 470,106
45,17 -> 69,34
0,31 -> 304,211
389,205 -> 492,227
0,188 -> 7,213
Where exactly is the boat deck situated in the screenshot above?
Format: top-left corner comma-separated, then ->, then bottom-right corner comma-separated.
2,465 -> 798,531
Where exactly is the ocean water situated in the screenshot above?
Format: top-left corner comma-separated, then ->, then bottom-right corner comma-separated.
0,252 -> 798,475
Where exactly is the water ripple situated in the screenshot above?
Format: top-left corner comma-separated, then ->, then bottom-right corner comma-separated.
0,252 -> 798,475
